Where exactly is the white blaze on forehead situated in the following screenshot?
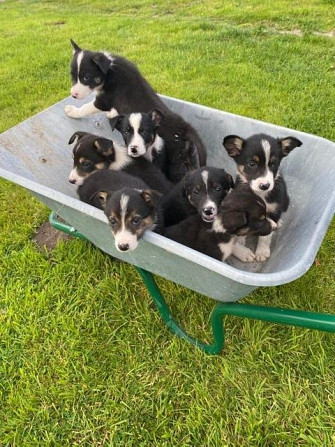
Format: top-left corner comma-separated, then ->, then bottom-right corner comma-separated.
120,194 -> 129,222
261,139 -> 271,165
128,113 -> 146,156
77,51 -> 84,76
201,170 -> 209,192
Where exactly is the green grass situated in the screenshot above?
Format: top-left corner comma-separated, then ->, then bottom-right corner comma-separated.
1,0 -> 335,445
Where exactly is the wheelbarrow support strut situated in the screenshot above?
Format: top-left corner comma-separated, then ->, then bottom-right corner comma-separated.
50,212 -> 335,355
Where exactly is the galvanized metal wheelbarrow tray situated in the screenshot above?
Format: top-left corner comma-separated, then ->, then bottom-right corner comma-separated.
0,95 -> 334,354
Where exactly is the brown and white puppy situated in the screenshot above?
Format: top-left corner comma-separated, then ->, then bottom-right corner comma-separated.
223,133 -> 302,261
68,131 -> 172,194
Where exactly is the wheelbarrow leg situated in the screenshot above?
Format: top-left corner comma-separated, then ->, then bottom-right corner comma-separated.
136,267 -> 335,354
49,212 -> 335,355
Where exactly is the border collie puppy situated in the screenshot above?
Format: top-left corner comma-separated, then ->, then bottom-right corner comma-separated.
222,133 -> 302,261
68,131 -> 172,194
65,40 -> 207,182
164,185 -> 276,262
109,109 -> 164,159
161,166 -> 234,226
77,169 -> 148,209
102,187 -> 163,252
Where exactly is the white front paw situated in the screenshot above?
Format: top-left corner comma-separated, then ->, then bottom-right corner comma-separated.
255,247 -> 271,262
65,104 -> 80,118
233,244 -> 255,262
277,218 -> 283,229
106,108 -> 119,119
239,247 -> 256,263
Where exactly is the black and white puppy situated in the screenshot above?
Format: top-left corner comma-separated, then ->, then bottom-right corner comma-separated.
101,187 -> 163,252
165,185 -> 276,262
68,131 -> 172,194
109,109 -> 166,170
223,133 -> 302,261
161,166 -> 234,226
65,40 -> 207,182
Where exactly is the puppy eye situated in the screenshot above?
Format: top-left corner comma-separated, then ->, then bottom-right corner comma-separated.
132,216 -> 141,225
81,161 -> 92,168
214,186 -> 222,192
248,160 -> 257,167
268,162 -> 276,169
94,77 -> 101,84
83,75 -> 90,82
124,128 -> 130,135
192,189 -> 199,195
109,217 -> 117,226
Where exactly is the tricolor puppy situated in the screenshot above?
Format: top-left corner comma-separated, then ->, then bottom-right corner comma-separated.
77,169 -> 148,210
223,133 -> 302,261
65,40 -> 207,182
165,185 -> 276,262
101,187 -> 163,252
161,166 -> 234,226
68,131 -> 172,194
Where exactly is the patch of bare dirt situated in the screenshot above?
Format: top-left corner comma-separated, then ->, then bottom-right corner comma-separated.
33,221 -> 72,252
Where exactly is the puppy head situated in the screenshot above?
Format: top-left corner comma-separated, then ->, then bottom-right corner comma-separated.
104,188 -> 161,252
68,132 -> 115,186
69,40 -> 112,99
223,133 -> 302,194
214,187 -> 276,236
182,167 -> 234,222
109,109 -> 164,157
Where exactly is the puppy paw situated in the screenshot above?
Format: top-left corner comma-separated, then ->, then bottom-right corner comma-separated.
276,218 -> 283,229
233,244 -> 255,262
106,108 -> 119,119
255,247 -> 271,262
65,104 -> 80,118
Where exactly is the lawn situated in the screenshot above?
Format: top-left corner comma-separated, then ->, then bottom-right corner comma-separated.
0,0 -> 335,445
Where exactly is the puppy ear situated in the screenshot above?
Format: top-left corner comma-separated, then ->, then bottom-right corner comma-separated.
150,109 -> 164,128
92,53 -> 111,74
109,115 -> 123,132
93,138 -> 114,157
141,189 -> 161,209
181,173 -> 191,197
225,173 -> 235,190
88,190 -> 110,209
279,136 -> 303,156
70,39 -> 81,54
221,210 -> 247,233
222,135 -> 244,158
68,131 -> 88,145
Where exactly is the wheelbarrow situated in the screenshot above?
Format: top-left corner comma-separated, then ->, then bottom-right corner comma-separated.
0,95 -> 334,354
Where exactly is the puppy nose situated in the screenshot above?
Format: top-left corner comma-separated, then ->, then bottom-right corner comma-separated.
130,146 -> 138,155
260,182 -> 270,191
118,243 -> 129,252
203,206 -> 214,216
69,178 -> 76,184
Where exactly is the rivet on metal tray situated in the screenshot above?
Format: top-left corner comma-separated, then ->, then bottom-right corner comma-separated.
94,121 -> 101,128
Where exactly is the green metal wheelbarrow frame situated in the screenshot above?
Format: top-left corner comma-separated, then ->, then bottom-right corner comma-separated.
50,212 -> 335,355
